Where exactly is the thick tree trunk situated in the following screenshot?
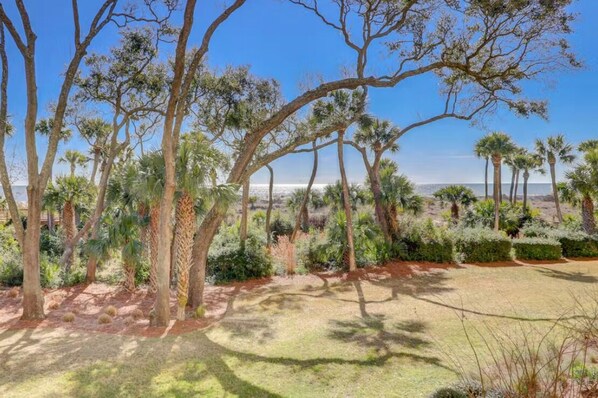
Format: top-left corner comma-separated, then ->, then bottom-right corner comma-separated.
366,157 -> 393,242
337,131 -> 356,271
240,178 -> 250,249
549,162 -> 563,223
22,197 -> 44,320
492,156 -> 501,231
89,150 -> 100,185
484,158 -> 489,200
581,195 -> 596,235
291,142 -> 318,243
265,165 -> 274,249
175,192 -> 195,321
123,254 -> 136,292
523,171 -> 530,213
149,205 -> 159,293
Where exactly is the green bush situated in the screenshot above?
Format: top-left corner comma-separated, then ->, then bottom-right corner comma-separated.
512,238 -> 562,261
462,200 -> 536,236
549,230 -> 598,258
270,216 -> 293,242
398,218 -> 454,263
208,247 -> 272,284
454,227 -> 512,263
0,250 -> 60,288
40,229 -> 64,257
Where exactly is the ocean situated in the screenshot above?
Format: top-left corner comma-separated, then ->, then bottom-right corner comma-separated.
1,183 -> 555,203
248,183 -> 554,199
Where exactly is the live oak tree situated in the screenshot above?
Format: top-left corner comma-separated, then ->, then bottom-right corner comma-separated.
186,0 -> 578,308
0,0 -> 156,320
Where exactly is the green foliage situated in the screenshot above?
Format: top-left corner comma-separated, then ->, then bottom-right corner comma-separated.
0,250 -> 60,288
270,215 -> 294,242
454,227 -> 512,263
462,199 -> 534,236
40,229 -> 64,258
512,238 -> 562,261
323,181 -> 369,211
398,218 -> 454,263
433,185 -> 477,208
549,230 -> 598,258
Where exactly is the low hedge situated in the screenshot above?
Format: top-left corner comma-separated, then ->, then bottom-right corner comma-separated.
548,230 -> 598,258
512,238 -> 562,261
400,239 -> 454,263
454,228 -> 512,263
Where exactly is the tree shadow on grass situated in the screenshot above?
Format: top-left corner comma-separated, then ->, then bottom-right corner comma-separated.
535,267 -> 598,284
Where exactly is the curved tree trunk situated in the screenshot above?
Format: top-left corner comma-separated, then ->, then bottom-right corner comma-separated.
175,192 -> 195,321
291,142 -> 318,243
523,170 -> 530,213
265,165 -> 274,249
366,155 -> 393,242
337,130 -> 356,271
581,195 -> 596,235
492,155 -> 501,231
549,162 -> 563,223
240,178 -> 250,249
149,204 -> 160,293
484,157 -> 489,200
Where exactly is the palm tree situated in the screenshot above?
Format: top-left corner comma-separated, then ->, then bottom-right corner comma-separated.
504,146 -> 523,204
474,139 -> 492,200
579,140 -> 598,153
559,165 -> 596,234
377,160 -> 423,236
173,132 -> 226,320
535,134 -> 575,223
513,151 -> 545,212
134,151 -> 165,293
354,117 -> 400,242
323,182 -> 368,211
287,188 -> 324,235
290,141 -> 320,243
44,176 -> 95,273
433,185 -> 477,223
59,150 -> 89,177
476,132 -> 516,231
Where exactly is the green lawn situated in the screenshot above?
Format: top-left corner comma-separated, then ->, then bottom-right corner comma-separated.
1,260 -> 597,397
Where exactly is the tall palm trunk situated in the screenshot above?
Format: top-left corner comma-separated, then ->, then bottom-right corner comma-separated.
240,178 -> 249,249
450,202 -> 459,223
499,166 -> 503,203
523,170 -> 530,213
513,169 -> 520,205
149,204 -> 159,293
367,157 -> 393,242
581,195 -> 596,235
484,157 -> 489,200
549,162 -> 563,223
492,155 -> 501,231
123,249 -> 136,292
138,204 -> 150,262
337,130 -> 356,271
63,200 -> 75,274
291,143 -> 318,243
265,165 -> 274,249
509,168 -> 516,203
175,192 -> 195,321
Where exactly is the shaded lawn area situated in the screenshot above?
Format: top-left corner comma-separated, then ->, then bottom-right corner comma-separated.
1,259 -> 598,397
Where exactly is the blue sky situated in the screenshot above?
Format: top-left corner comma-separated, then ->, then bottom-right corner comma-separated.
3,1 -> 598,185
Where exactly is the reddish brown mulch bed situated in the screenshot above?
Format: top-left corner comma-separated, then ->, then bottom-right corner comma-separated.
0,261 -> 457,337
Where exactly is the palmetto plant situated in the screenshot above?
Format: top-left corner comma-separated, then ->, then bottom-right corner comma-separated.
536,134 -> 576,223
58,150 -> 89,177
287,188 -> 324,232
474,138 -> 492,200
433,185 -> 477,223
173,132 -> 231,320
44,176 -> 95,273
323,182 -> 368,212
476,132 -> 517,230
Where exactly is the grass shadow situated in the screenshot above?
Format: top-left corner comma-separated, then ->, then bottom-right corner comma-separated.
535,267 -> 598,284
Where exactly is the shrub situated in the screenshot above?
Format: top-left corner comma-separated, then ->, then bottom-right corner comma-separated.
270,216 -> 293,243
461,200 -> 536,236
7,286 -> 19,298
398,218 -> 454,263
512,238 -> 562,261
123,316 -> 135,326
454,227 -> 512,263
104,305 -> 118,317
429,387 -> 467,398
131,309 -> 144,320
549,230 -> 598,258
0,251 -> 60,288
47,300 -> 60,310
62,312 -> 75,322
40,229 -> 63,258
193,305 -> 206,319
296,231 -> 330,271
98,313 -> 112,324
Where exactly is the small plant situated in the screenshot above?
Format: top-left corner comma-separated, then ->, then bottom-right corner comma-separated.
512,238 -> 562,260
7,286 -> 19,298
98,313 -> 112,324
123,316 -> 135,326
131,308 -> 144,320
47,300 -> 60,310
104,305 -> 118,317
62,312 -> 75,322
193,305 -> 206,319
